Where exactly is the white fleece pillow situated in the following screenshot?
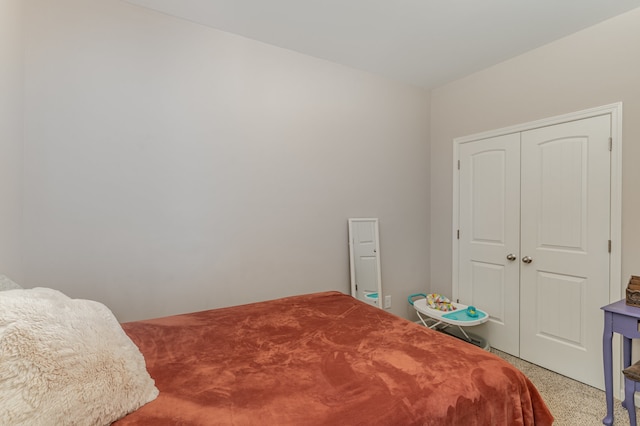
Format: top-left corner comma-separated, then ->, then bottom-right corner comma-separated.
0,288 -> 158,425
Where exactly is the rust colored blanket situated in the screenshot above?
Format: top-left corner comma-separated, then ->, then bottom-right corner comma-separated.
116,291 -> 553,425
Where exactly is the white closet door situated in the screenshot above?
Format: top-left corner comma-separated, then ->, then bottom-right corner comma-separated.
458,133 -> 521,356
519,115 -> 611,389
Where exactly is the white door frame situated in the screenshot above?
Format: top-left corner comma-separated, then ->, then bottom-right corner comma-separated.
452,102 -> 623,394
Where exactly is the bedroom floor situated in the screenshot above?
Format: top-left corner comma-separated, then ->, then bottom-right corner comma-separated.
492,349 -> 637,425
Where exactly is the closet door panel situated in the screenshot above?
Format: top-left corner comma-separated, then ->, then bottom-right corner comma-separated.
519,114 -> 611,390
458,133 -> 521,356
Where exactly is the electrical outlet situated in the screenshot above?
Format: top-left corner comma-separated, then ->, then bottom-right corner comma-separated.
384,295 -> 392,309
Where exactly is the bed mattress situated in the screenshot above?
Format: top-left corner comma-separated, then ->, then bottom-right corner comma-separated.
115,291 -> 553,425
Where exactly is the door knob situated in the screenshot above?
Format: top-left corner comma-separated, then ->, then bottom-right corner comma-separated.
506,253 -> 517,261
522,256 -> 533,264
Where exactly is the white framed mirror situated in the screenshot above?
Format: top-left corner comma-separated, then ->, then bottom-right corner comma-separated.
348,218 -> 382,308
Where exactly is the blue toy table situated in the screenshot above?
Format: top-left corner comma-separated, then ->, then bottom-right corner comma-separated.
412,298 -> 489,343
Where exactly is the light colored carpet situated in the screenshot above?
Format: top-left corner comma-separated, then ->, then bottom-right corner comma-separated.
492,349 -> 637,425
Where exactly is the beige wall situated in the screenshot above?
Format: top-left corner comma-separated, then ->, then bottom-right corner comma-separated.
21,0 -> 430,321
430,8 -> 640,297
0,0 -> 24,281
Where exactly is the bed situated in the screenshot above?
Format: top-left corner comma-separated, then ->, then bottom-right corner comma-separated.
114,291 -> 553,425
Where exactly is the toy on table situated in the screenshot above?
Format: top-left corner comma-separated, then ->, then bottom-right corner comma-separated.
426,293 -> 456,312
466,306 -> 478,317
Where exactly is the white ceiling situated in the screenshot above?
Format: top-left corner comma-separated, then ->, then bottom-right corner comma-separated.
124,0 -> 640,89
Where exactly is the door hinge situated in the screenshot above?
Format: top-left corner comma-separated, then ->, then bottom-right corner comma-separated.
608,240 -> 612,253
609,137 -> 613,151
457,229 -> 460,239
457,160 -> 460,170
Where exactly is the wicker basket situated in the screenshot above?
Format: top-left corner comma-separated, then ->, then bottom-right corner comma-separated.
626,276 -> 640,307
